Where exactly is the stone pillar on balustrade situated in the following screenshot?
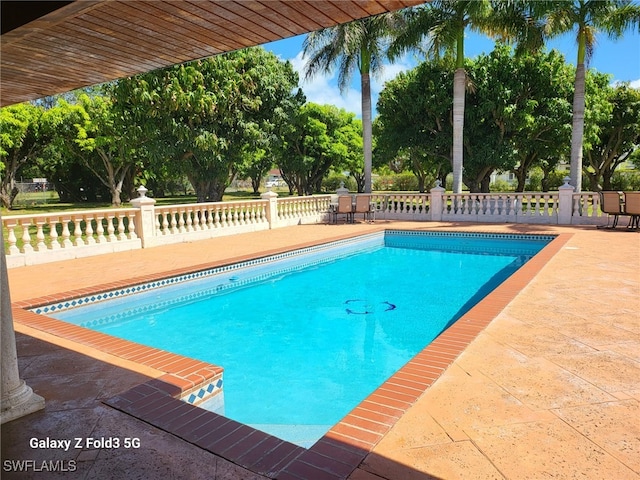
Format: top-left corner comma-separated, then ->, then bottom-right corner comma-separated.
130,186 -> 157,247
1,227 -> 45,424
261,189 -> 278,229
429,180 -> 446,222
557,177 -> 575,225
336,182 -> 350,197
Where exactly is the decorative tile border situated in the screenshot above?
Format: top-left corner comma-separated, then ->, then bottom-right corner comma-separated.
385,229 -> 556,242
184,377 -> 224,406
31,232 -> 384,316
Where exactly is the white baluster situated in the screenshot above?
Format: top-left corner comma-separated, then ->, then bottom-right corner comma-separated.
154,212 -> 161,235
205,207 -> 214,230
176,209 -> 185,233
49,218 -> 61,249
160,212 -> 169,235
73,215 -> 84,246
572,194 -> 582,217
95,216 -> 106,243
185,208 -> 193,232
116,213 -> 126,240
61,216 -> 73,248
20,219 -> 34,253
84,215 -> 95,245
127,211 -> 137,239
5,220 -> 20,254
170,210 -> 178,234
193,209 -> 202,231
106,214 -> 116,242
35,219 -> 47,251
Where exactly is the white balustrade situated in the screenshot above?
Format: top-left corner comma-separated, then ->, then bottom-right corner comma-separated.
276,195 -> 332,226
372,193 -> 431,220
2,208 -> 141,267
3,190 -> 609,268
152,200 -> 270,245
571,192 -> 602,224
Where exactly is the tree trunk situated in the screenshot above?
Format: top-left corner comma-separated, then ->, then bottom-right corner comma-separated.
570,63 -> 586,192
361,71 -> 373,193
515,169 -> 527,192
452,68 -> 466,194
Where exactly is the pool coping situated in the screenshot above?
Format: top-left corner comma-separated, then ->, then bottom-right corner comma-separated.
11,230 -> 572,479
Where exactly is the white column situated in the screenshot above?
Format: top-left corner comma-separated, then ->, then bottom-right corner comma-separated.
261,190 -> 279,229
1,224 -> 45,424
130,186 -> 157,248
557,177 -> 575,225
429,181 -> 446,221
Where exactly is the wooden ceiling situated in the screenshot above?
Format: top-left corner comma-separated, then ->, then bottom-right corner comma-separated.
0,0 -> 426,107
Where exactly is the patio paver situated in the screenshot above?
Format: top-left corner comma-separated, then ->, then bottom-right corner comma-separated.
2,221 -> 638,479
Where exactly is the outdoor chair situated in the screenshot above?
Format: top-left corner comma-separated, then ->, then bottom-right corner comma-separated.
333,195 -> 354,224
597,191 -> 625,229
623,191 -> 640,230
353,195 -> 375,223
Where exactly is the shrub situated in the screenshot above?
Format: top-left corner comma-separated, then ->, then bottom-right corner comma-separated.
611,170 -> 640,191
322,173 -> 356,192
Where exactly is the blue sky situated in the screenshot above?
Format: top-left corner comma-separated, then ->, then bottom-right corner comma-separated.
262,27 -> 640,118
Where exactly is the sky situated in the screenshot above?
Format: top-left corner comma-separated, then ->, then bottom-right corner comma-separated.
261,27 -> 640,118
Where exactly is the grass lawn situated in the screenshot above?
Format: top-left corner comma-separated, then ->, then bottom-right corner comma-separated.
1,188 -> 296,217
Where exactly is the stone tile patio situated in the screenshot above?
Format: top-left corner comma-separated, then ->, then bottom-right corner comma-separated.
2,221 -> 638,479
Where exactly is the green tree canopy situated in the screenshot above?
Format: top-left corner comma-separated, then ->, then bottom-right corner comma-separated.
474,45 -> 574,192
585,83 -> 640,190
0,103 -> 43,208
37,97 -> 111,203
375,57 -> 454,191
542,0 -> 640,191
113,47 -> 301,202
277,103 -> 362,195
303,12 -> 401,193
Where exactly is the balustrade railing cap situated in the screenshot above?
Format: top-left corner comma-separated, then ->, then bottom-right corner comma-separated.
431,180 -> 445,192
260,190 -> 278,199
130,185 -> 155,206
559,176 -> 575,191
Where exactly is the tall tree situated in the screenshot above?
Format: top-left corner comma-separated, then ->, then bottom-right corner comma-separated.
481,45 -> 573,192
38,98 -> 111,202
375,58 -> 454,191
585,83 -> 640,190
277,103 -> 361,195
391,0 -> 550,193
390,1 -> 493,193
303,12 -> 400,193
543,0 -> 640,191
71,94 -> 142,206
0,103 -> 43,208
114,47 -> 301,202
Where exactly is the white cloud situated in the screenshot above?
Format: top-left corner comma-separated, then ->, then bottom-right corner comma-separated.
612,78 -> 640,88
290,51 -> 361,115
288,51 -> 416,118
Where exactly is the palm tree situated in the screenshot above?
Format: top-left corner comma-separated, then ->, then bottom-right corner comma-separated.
542,0 -> 640,192
303,13 -> 401,193
390,1 -> 494,194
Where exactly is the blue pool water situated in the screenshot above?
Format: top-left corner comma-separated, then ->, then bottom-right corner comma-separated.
50,231 -> 551,446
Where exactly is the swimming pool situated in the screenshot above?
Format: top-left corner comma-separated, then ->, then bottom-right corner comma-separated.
45,230 -> 553,446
